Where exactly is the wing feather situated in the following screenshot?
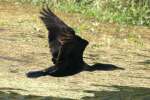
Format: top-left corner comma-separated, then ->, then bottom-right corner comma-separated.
40,7 -> 75,36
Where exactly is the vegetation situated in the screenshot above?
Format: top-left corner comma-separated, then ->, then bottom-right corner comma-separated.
1,0 -> 150,26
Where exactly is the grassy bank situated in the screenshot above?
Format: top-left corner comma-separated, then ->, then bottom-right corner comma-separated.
1,0 -> 150,26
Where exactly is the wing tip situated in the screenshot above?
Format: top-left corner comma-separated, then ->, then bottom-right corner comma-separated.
40,5 -> 54,17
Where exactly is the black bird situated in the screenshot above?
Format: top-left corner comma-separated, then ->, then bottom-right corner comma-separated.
26,7 -> 124,78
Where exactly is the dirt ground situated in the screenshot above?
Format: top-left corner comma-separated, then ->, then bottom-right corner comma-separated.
0,2 -> 150,100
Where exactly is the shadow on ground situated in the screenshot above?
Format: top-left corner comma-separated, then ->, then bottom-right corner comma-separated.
0,88 -> 74,100
82,85 -> 150,100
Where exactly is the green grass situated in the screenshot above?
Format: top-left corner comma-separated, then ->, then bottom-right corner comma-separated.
1,0 -> 149,26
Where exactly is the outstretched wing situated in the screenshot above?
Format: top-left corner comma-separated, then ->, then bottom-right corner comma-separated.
40,7 -> 75,44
